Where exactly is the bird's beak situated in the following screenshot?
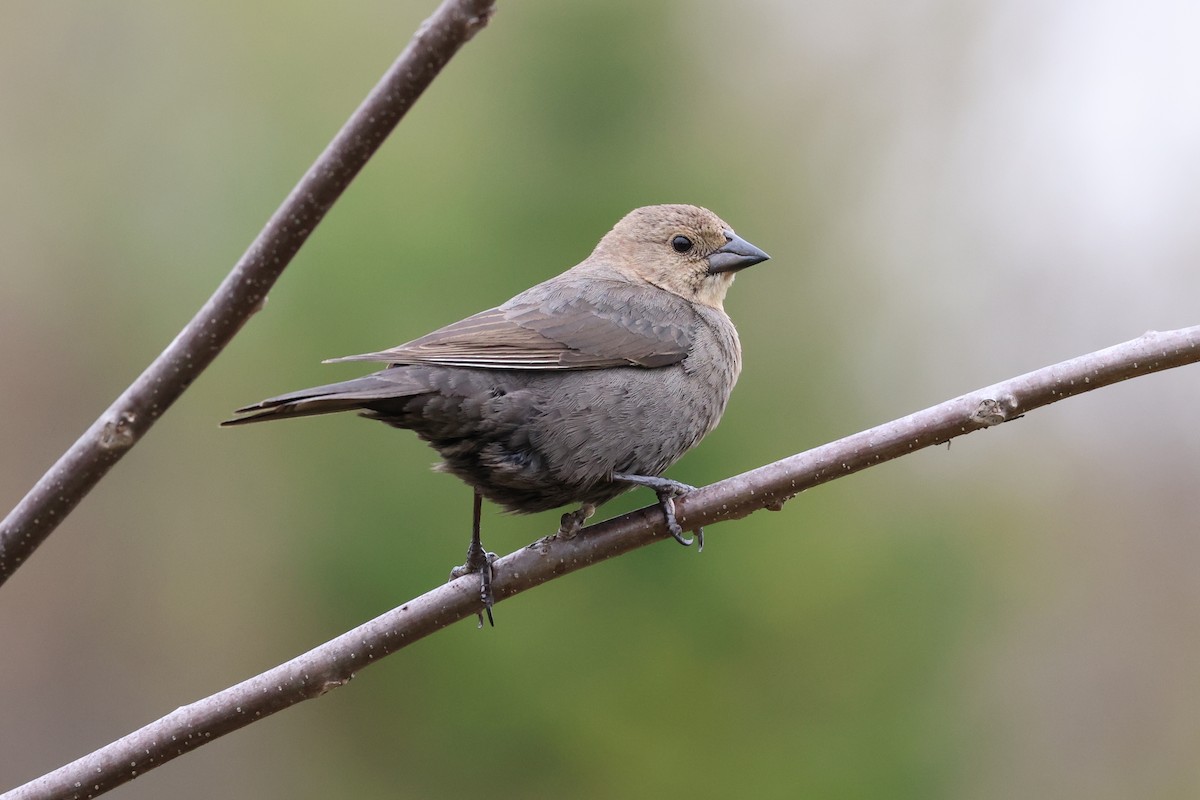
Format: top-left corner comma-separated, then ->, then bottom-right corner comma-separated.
707,232 -> 771,274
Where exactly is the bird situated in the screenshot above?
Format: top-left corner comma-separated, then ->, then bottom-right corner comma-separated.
224,204 -> 769,624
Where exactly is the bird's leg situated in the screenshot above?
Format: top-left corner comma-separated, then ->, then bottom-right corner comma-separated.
556,503 -> 596,539
611,473 -> 704,551
449,491 -> 498,627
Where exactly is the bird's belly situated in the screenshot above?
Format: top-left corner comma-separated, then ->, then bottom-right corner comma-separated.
370,361 -> 734,515
466,365 -> 728,513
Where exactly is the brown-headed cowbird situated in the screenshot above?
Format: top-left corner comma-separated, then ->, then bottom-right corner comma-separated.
224,204 -> 769,622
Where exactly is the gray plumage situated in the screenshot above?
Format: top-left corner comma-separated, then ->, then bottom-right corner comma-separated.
224,204 -> 769,522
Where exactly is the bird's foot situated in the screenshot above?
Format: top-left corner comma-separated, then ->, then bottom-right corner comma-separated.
449,538 -> 499,628
611,473 -> 704,551
556,503 -> 596,539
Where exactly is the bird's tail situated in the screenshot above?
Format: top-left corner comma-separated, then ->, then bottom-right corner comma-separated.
221,374 -> 419,426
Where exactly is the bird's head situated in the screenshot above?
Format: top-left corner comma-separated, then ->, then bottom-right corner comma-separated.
593,204 -> 770,310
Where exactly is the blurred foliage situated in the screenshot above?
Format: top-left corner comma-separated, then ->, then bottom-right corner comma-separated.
2,2 -> 1200,799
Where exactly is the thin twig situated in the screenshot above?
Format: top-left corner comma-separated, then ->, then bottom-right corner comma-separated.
6,325 -> 1197,800
0,0 -> 498,587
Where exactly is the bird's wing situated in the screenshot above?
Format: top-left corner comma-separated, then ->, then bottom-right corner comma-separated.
326,287 -> 693,370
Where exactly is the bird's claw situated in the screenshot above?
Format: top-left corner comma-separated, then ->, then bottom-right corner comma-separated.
658,493 -> 704,551
556,503 -> 596,539
450,540 -> 498,628
611,473 -> 704,552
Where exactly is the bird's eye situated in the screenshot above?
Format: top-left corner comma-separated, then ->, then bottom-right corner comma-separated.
671,235 -> 693,254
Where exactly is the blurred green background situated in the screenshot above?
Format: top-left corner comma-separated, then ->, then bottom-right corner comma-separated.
3,1 -> 1199,798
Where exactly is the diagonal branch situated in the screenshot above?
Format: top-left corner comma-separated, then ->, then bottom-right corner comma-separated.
5,325 -> 1197,800
0,0 -> 498,587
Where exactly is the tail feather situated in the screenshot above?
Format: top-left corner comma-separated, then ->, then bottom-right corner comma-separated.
221,373 -> 424,426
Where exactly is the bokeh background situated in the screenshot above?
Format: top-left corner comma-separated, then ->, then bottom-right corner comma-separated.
3,1 -> 1199,797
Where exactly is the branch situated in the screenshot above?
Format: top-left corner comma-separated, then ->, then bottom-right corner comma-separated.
6,326 -> 1197,800
0,0 -> 498,587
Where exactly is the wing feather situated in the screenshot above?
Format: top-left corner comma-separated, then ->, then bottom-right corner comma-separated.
325,281 -> 693,371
